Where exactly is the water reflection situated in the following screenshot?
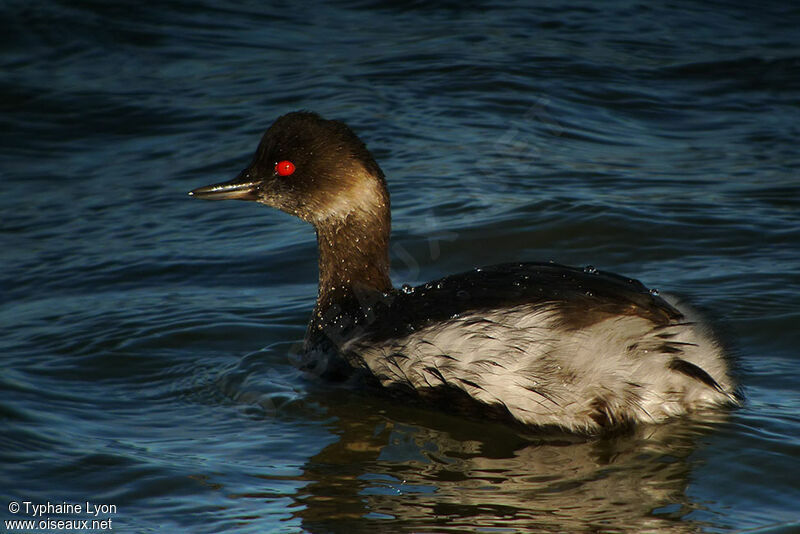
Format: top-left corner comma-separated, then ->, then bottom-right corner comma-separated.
292,392 -> 728,533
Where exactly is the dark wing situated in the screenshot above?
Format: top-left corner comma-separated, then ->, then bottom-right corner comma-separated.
357,262 -> 683,343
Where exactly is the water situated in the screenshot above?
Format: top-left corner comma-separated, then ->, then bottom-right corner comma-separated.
2,1 -> 799,532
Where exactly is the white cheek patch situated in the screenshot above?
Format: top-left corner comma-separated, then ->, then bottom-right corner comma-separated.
314,170 -> 387,223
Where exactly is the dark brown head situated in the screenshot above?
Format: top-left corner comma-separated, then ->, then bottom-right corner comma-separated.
190,111 -> 394,306
189,111 -> 389,226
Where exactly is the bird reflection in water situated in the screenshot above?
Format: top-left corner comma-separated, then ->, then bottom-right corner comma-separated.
287,390 -> 729,533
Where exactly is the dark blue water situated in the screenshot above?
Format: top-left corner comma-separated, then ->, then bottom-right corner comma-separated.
2,1 -> 799,532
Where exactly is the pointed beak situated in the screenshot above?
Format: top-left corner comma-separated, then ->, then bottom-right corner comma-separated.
189,172 -> 260,201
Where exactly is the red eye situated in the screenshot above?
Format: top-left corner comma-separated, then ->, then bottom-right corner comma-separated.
275,160 -> 296,176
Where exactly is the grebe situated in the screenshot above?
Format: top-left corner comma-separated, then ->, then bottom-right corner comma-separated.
189,111 -> 738,433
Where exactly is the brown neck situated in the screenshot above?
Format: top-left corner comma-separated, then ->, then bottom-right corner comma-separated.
312,207 -> 392,322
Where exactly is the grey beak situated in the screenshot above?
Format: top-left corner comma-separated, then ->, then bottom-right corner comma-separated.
189,173 -> 260,201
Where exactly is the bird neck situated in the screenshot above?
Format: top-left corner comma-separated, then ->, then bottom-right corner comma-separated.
311,201 -> 393,331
